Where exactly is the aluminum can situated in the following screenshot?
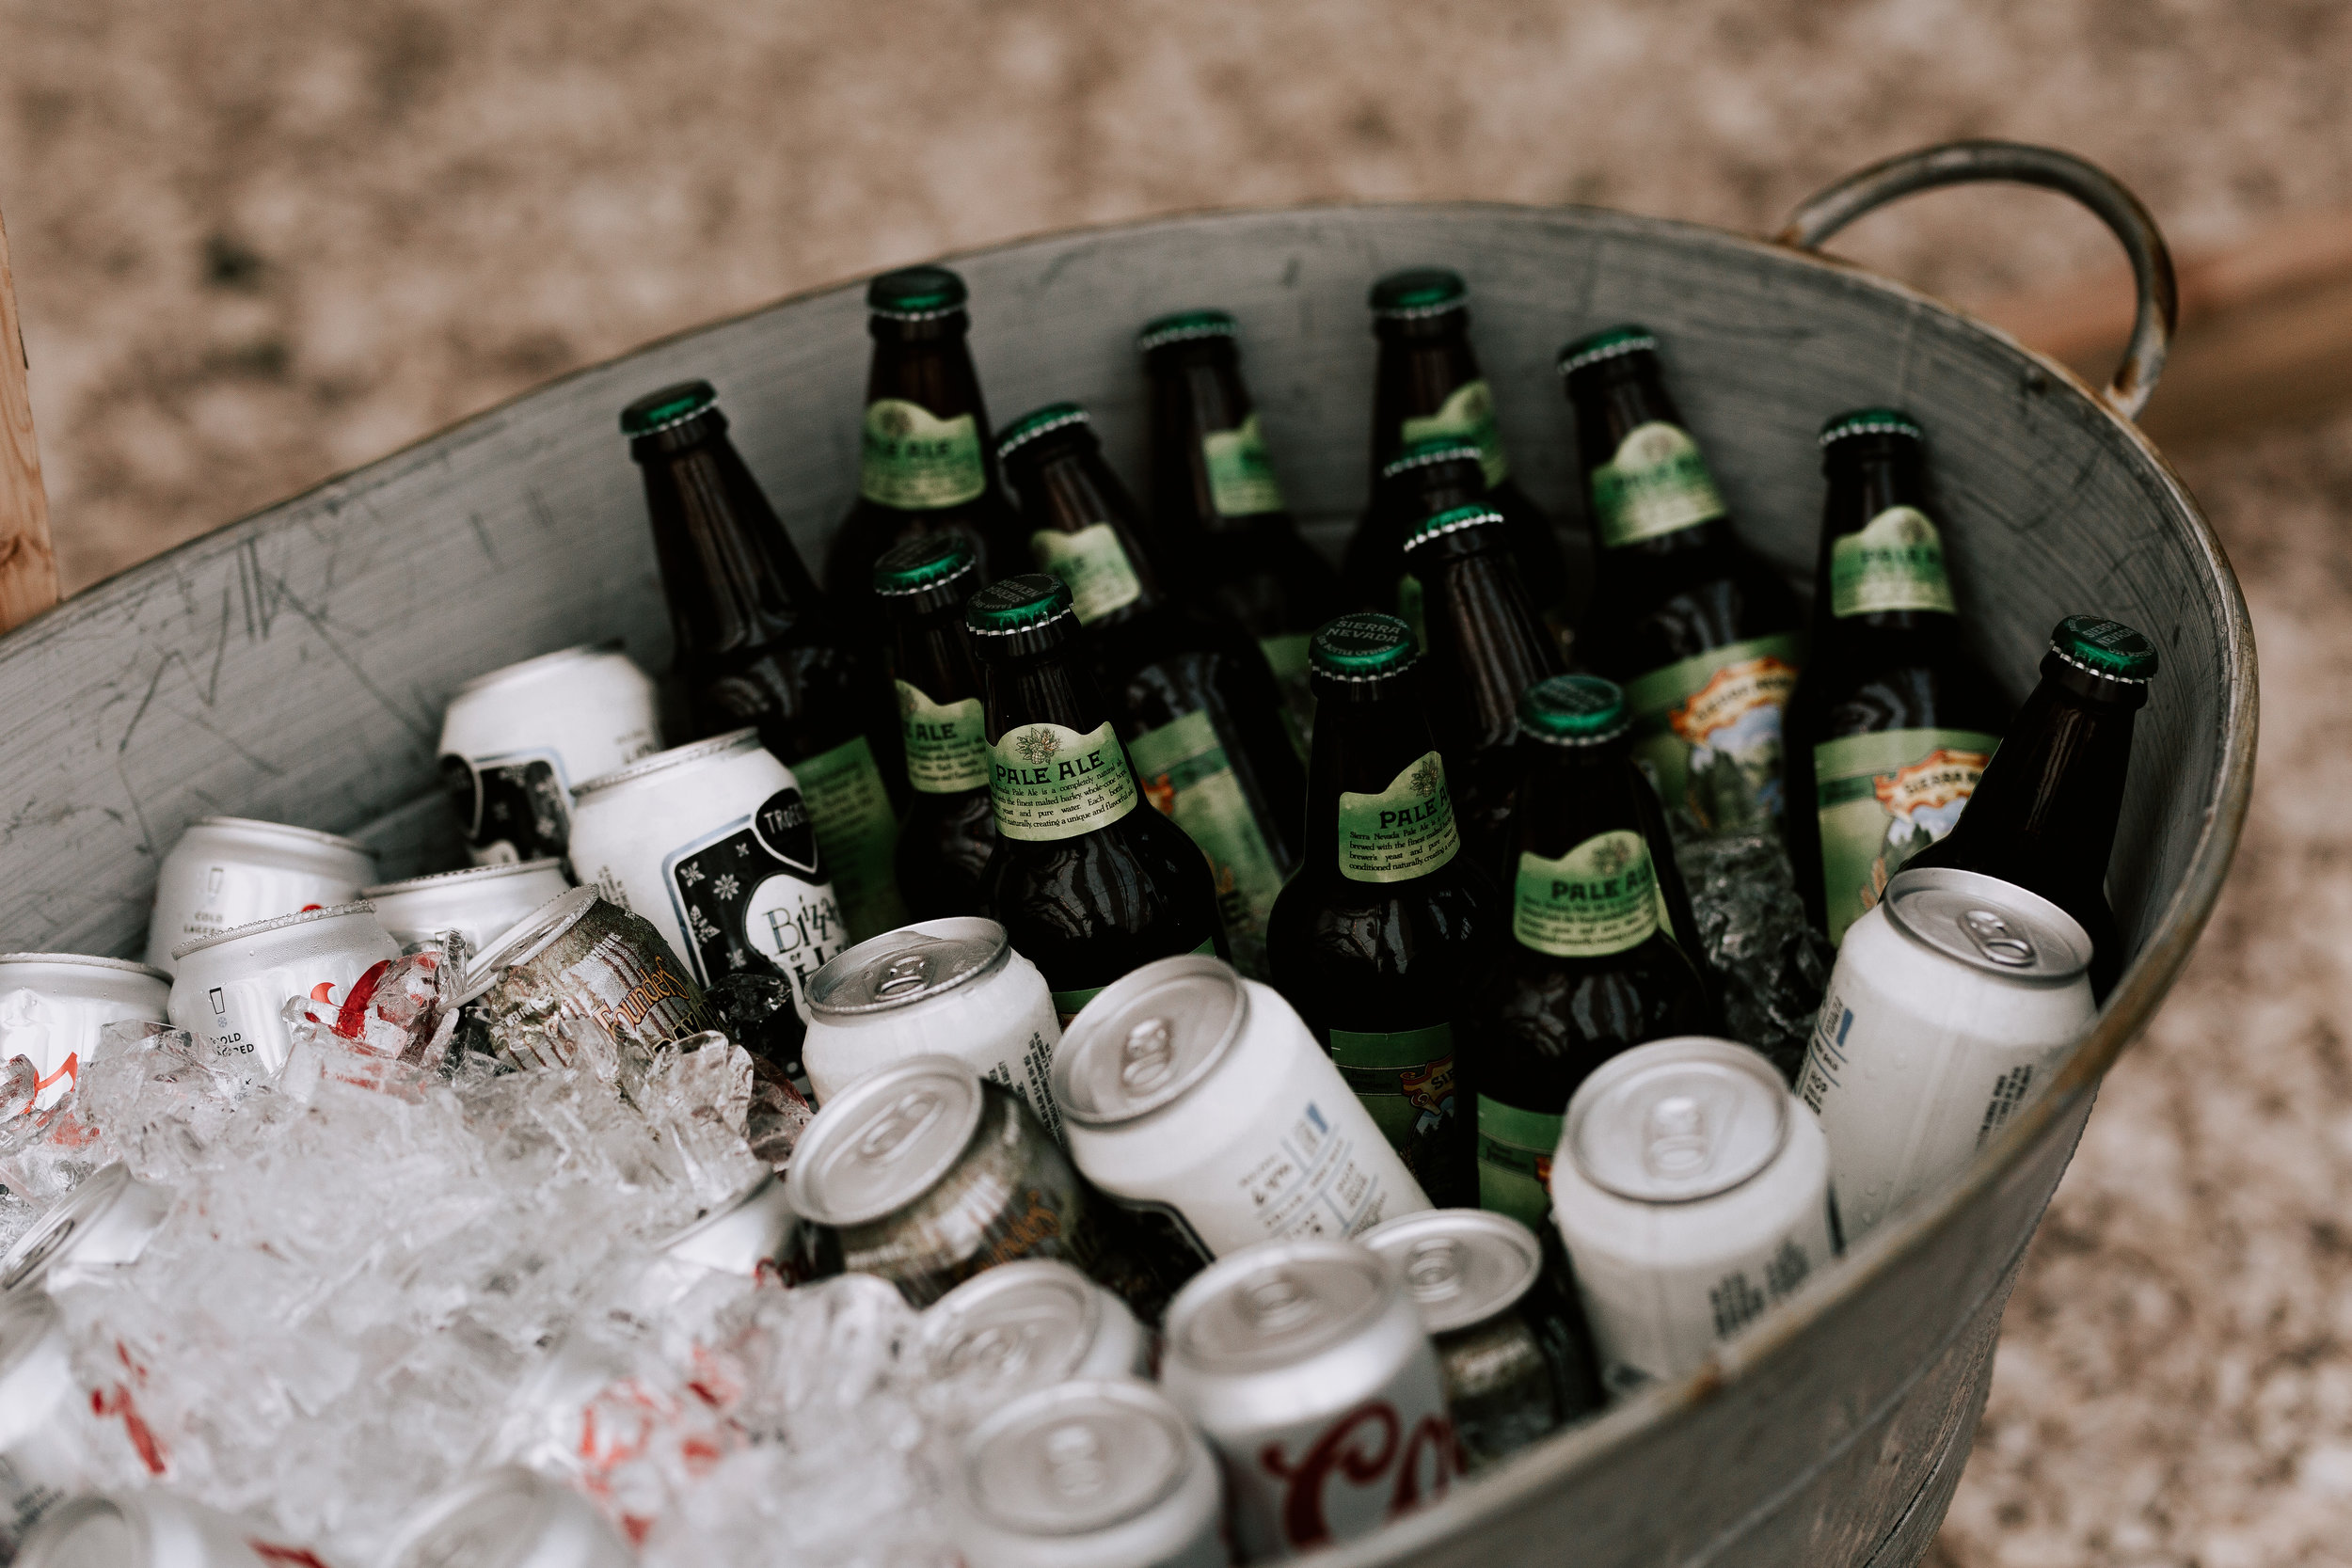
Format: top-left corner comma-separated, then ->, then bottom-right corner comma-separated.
381,1464 -> 635,1568
437,643 -> 661,866
0,1163 -> 174,1298
0,953 -> 171,1111
639,1170 -> 807,1301
362,858 -> 572,954
1160,1238 -> 1457,1559
0,1293 -> 103,1559
14,1490 -> 315,1568
920,1259 -> 1151,1421
1800,866 -> 2097,1242
803,917 -> 1061,1134
949,1378 -> 1229,1568
143,816 -> 377,974
1548,1036 -> 1836,1396
567,729 -> 848,1018
1054,955 -> 1430,1259
458,887 -> 722,1070
167,902 -> 401,1083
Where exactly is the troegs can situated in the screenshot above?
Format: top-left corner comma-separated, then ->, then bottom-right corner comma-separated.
920,1259 -> 1151,1424
1801,866 -> 2096,1242
0,1293 -> 104,1559
167,902 -> 401,1084
143,816 -> 377,975
0,1163 -> 173,1297
1160,1238 -> 1456,1559
363,858 -> 572,954
459,887 -> 722,1073
1548,1036 -> 1836,1395
437,643 -> 660,866
381,1464 -> 636,1568
0,953 -> 171,1111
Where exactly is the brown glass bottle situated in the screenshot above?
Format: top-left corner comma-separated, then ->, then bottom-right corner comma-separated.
623,380 -> 911,943
1343,436 -> 1488,645
875,533 -> 995,921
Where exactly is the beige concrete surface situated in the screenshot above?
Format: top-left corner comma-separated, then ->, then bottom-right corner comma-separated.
1,1 -> 2345,1561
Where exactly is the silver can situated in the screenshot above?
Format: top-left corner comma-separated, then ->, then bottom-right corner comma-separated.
381,1465 -> 635,1568
920,1259 -> 1151,1421
567,729 -> 848,1018
15,1490 -> 311,1568
949,1379 -> 1229,1568
803,918 -> 1061,1135
0,1294 -> 103,1559
362,858 -> 572,953
1,1163 -> 173,1297
458,887 -> 722,1074
167,902 -> 402,1084
437,643 -> 661,866
143,816 -> 378,975
0,953 -> 171,1112
1160,1238 -> 1456,1559
1548,1037 -> 1836,1396
1054,955 -> 1429,1259
1801,866 -> 2097,1243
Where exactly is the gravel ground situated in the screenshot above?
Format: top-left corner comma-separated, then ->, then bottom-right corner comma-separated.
3,2 -> 2347,1561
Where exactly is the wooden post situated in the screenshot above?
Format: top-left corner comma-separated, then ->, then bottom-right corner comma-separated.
0,204 -> 60,633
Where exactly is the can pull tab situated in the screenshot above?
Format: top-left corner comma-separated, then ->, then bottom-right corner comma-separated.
1241,1270 -> 1315,1335
1044,1420 -> 1110,1499
856,1089 -> 944,1164
1642,1095 -> 1711,1180
1961,908 -> 2037,967
875,953 -> 933,998
1404,1237 -> 1466,1304
1120,1018 -> 1177,1094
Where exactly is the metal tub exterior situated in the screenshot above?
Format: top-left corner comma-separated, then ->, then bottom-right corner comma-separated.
0,182 -> 2253,1564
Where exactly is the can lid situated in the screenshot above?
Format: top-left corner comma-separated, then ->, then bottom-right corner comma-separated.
964,574 -> 1077,639
2048,614 -> 2158,684
867,264 -> 970,319
873,532 -> 979,597
995,402 -> 1091,464
1369,266 -> 1469,318
1518,673 -> 1629,745
1379,436 -> 1486,482
11,1496 -> 146,1568
1557,325 -> 1659,376
362,858 -> 567,899
170,900 -> 381,962
806,918 -> 1011,1017
654,1169 -> 800,1276
380,1466 -> 607,1568
455,885 -> 599,1005
1819,406 -> 1924,448
1051,954 -> 1246,1128
1401,503 -> 1504,555
1882,867 -> 2094,982
1566,1037 -> 1790,1204
0,952 -> 171,984
620,380 -> 718,437
1359,1209 -> 1541,1334
963,1380 -> 1199,1539
1136,309 -> 1238,353
1310,612 -> 1418,683
786,1054 -> 987,1227
572,727 -> 765,800
1166,1239 -> 1393,1374
187,816 -> 374,857
923,1259 -> 1100,1389
1,1163 -> 135,1292
450,642 -> 628,698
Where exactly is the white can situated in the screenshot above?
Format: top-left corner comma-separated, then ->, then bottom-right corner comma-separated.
0,1163 -> 174,1297
1548,1036 -> 1836,1396
143,816 -> 378,975
1053,955 -> 1429,1258
567,729 -> 849,1017
14,1490 -> 310,1568
803,918 -> 1061,1135
0,953 -> 171,1111
437,643 -> 661,866
362,858 -> 573,953
380,1465 -> 635,1568
167,902 -> 402,1083
1801,866 -> 2096,1243
636,1170 -> 805,1304
920,1259 -> 1151,1424
0,1294 -> 104,1559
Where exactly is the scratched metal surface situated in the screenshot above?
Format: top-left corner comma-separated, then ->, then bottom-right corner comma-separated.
0,203 -> 2252,1564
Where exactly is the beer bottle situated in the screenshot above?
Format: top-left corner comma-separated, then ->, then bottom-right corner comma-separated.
825,266 -> 1026,618
1366,268 -> 1575,656
1904,615 -> 2156,999
996,403 -> 1304,978
1402,504 -> 1565,880
1343,436 -> 1487,646
963,574 -> 1226,1023
1783,410 -> 2010,944
623,380 -> 912,942
1140,309 -> 1341,754
1266,612 -> 1496,1207
875,532 -> 995,921
1558,326 -> 1804,836
1469,674 -> 1715,1230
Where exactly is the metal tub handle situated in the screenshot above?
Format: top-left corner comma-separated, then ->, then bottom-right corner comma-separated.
1778,140 -> 2178,420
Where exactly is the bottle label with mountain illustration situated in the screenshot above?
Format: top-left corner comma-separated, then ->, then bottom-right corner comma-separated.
990,720 -> 1140,842
1336,751 -> 1460,883
1813,727 -> 1998,943
1589,421 -> 1727,547
1829,506 -> 1959,618
791,736 -> 908,942
859,399 -> 987,510
1626,632 -> 1804,835
1129,708 -> 1288,978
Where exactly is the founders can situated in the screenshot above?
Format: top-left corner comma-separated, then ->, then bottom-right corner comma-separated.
362,859 -> 572,954
437,644 -> 661,865
167,903 -> 401,1083
1801,866 -> 2096,1242
143,816 -> 378,974
1160,1238 -> 1457,1560
459,887 -> 722,1073
0,954 -> 171,1111
1548,1036 -> 1835,1395
920,1259 -> 1152,1423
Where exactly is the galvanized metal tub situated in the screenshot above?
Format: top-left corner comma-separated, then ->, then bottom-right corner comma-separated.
0,143 -> 2253,1564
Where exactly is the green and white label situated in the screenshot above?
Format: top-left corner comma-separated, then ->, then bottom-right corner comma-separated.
1030,523 -> 1143,625
1129,708 -> 1289,979
1401,379 -> 1509,487
1258,631 -> 1315,760
1589,421 -> 1726,547
1203,413 -> 1287,517
1477,1096 -> 1563,1230
1830,506 -> 1958,618
1626,632 -> 1804,834
991,721 -> 1139,843
1332,1022 -> 1458,1172
859,399 -> 987,510
1337,751 -> 1459,884
794,736 -> 908,942
896,678 -> 990,795
1514,829 -> 1661,958
1396,572 -> 1426,651
1052,937 -> 1216,1028
1815,727 -> 1997,943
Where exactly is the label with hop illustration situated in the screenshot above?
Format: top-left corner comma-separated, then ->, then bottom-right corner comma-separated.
663,786 -> 849,1013
1336,750 -> 1459,883
1589,420 -> 1726,547
1514,829 -> 1660,958
1202,412 -> 1288,517
990,721 -> 1140,842
897,678 -> 991,794
1829,505 -> 1959,618
859,398 -> 986,510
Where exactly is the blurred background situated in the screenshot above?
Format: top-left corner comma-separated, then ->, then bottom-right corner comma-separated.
3,1 -> 2348,1561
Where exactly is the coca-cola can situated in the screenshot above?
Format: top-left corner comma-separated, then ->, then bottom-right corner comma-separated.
1,1163 -> 173,1297
920,1259 -> 1150,1422
14,1490 -> 323,1568
143,816 -> 378,975
0,953 -> 171,1112
167,902 -> 401,1084
1548,1036 -> 1836,1396
803,918 -> 1061,1136
458,887 -> 722,1070
381,1464 -> 635,1568
949,1378 -> 1229,1568
567,730 -> 848,1018
1160,1238 -> 1457,1559
1053,955 -> 1430,1259
0,1293 -> 103,1559
437,643 -> 661,866
362,858 -> 572,954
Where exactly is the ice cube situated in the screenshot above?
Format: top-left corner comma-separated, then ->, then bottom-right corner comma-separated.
1676,830 -> 1834,1080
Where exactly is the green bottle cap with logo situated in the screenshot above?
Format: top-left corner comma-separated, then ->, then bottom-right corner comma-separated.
1401,504 -> 1505,556
1557,325 -> 1661,378
1379,436 -> 1486,482
620,380 -> 719,438
995,402 -> 1091,465
1370,267 -> 1470,318
2048,615 -> 2158,685
1137,309 -> 1238,354
873,533 -> 978,598
1820,407 -> 1925,449
1518,673 -> 1630,745
1311,612 -> 1419,685
965,574 -> 1077,653
866,265 -> 969,320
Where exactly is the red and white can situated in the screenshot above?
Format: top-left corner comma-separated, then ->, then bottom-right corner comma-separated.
0,1294 -> 106,1559
0,953 -> 171,1112
437,644 -> 661,866
167,902 -> 402,1084
1,1163 -> 174,1298
14,1490 -> 328,1568
380,1465 -> 636,1568
362,858 -> 572,954
143,816 -> 378,975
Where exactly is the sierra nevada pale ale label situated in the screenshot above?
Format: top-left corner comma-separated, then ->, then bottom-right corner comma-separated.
1814,727 -> 1997,942
1589,421 -> 1727,547
1401,379 -> 1509,487
991,721 -> 1139,842
1337,751 -> 1459,883
1202,412 -> 1288,517
1331,1022 -> 1457,1176
895,677 -> 991,795
1514,829 -> 1661,958
1477,1096 -> 1562,1229
859,399 -> 987,510
1626,632 -> 1804,833
1829,506 -> 1959,618
792,736 -> 909,942
1051,937 -> 1216,1028
1029,523 -> 1143,624
1257,631 -> 1315,759
1128,708 -> 1289,978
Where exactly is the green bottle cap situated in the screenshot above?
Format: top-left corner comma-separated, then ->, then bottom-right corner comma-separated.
1310,612 -> 1418,682
2048,615 -> 2158,684
1820,407 -> 1925,448
1401,504 -> 1504,554
1557,325 -> 1660,377
873,533 -> 977,597
620,380 -> 718,437
1369,267 -> 1469,318
866,265 -> 969,319
995,402 -> 1091,464
1137,309 -> 1238,354
965,573 -> 1075,636
1519,673 -> 1629,743
1379,437 -> 1486,482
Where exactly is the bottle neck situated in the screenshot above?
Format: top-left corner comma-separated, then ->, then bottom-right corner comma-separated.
1415,537 -> 1561,743
1389,461 -> 1488,524
886,594 -> 983,705
977,638 -> 1118,742
1302,673 -> 1445,877
1372,315 -> 1481,469
865,318 -> 989,424
1817,439 -> 1953,632
1007,441 -> 1171,612
637,429 -> 829,659
1569,357 -> 1721,559
1148,347 -> 1259,539
1512,740 -> 1649,859
1942,659 -> 2140,885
